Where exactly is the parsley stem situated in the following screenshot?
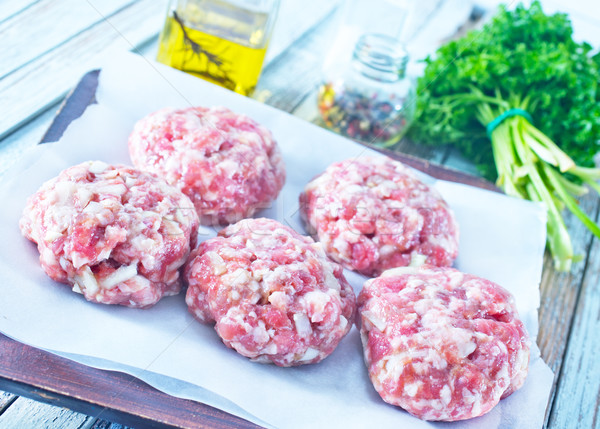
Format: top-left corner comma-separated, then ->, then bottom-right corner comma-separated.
543,164 -> 600,240
472,97 -> 598,271
484,111 -> 579,271
552,171 -> 589,197
523,124 -> 575,172
509,120 -> 575,270
568,165 -> 600,181
441,93 -> 509,108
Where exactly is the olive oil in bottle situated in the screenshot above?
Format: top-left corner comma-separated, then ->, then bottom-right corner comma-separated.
156,0 -> 279,96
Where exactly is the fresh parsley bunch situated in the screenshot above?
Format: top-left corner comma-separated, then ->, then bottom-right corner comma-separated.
408,1 -> 600,271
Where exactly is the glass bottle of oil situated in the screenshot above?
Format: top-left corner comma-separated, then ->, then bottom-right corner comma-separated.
157,0 -> 279,96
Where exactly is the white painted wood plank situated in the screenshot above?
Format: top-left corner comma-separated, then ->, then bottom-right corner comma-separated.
0,0 -> 39,24
254,6 -> 338,112
402,0 -> 447,42
265,0 -> 340,63
0,0 -> 135,79
405,0 -> 474,63
0,397 -> 90,429
0,0 -> 166,140
0,0 -> 337,144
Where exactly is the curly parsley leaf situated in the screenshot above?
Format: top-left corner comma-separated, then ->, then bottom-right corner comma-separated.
408,1 -> 600,180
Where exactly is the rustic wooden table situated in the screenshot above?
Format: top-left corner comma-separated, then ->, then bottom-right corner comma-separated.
0,1 -> 599,428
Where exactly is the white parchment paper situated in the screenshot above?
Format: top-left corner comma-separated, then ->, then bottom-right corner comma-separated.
0,52 -> 553,428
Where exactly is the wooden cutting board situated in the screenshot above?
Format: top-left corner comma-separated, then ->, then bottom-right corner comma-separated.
0,69 -> 496,429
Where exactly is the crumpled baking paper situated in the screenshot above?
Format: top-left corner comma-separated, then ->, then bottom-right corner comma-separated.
0,51 -> 553,429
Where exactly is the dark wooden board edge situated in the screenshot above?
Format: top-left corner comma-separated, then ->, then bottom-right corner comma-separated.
0,335 -> 260,429
41,69 -> 100,144
372,145 -> 498,192
0,68 -> 497,428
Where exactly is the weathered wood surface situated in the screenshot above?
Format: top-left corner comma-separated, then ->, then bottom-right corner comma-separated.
0,397 -> 89,429
0,0 -> 599,427
537,194 -> 600,427
0,0 -> 166,140
0,390 -> 16,412
546,199 -> 600,428
0,1 -> 39,25
0,395 -> 132,429
0,0 -> 141,78
87,421 -> 132,429
0,333 -> 260,428
0,0 -> 339,167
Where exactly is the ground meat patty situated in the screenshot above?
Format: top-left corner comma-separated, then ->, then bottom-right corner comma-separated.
20,161 -> 199,308
185,218 -> 356,366
299,156 -> 459,276
128,106 -> 285,225
357,265 -> 530,421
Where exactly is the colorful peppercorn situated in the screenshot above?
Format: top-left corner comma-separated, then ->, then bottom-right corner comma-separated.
317,82 -> 409,144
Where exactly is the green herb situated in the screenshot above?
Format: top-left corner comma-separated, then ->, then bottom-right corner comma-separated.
408,1 -> 600,271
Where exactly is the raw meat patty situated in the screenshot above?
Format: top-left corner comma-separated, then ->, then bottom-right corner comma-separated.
20,161 -> 199,308
299,156 -> 459,276
185,218 -> 356,366
128,106 -> 285,225
358,265 -> 530,421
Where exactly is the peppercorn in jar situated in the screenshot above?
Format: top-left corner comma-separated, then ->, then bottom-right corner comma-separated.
317,33 -> 415,145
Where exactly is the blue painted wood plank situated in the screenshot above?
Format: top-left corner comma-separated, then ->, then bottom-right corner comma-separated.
548,213 -> 600,428
0,397 -> 90,428
0,391 -> 16,412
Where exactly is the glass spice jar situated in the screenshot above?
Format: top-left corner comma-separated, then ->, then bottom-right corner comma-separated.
317,33 -> 415,145
156,0 -> 280,96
